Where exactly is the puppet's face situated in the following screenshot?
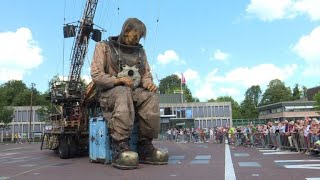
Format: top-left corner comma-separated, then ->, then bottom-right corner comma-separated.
123,28 -> 141,45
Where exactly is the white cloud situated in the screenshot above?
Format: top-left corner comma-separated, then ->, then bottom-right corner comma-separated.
207,64 -> 297,87
0,27 -> 43,81
174,69 -> 200,83
82,75 -> 92,84
293,26 -> 320,76
190,64 -> 297,102
157,50 -> 185,65
213,49 -> 230,61
194,83 -> 216,101
218,87 -> 240,97
293,0 -> 320,21
246,0 -> 320,21
183,69 -> 200,81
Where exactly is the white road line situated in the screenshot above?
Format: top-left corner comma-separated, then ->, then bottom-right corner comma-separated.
0,147 -> 30,152
225,144 -> 236,180
263,152 -> 299,155
275,160 -> 320,163
259,150 -> 276,152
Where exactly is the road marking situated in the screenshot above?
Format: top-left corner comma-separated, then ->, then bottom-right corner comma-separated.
259,150 -> 276,152
0,147 -> 30,152
168,155 -> 185,164
190,155 -> 211,164
225,144 -> 236,180
0,153 -> 18,157
234,153 -> 249,157
306,178 -> 320,180
263,151 -> 299,155
275,160 -> 320,163
285,164 -> 320,170
238,162 -> 261,167
176,143 -> 188,150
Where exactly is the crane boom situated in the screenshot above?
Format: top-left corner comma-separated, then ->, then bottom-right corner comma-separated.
42,0 -> 103,159
68,0 -> 98,97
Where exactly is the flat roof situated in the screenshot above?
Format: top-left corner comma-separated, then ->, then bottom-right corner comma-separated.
258,100 -> 316,111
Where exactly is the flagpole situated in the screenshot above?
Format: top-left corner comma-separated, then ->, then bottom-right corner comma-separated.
181,73 -> 183,103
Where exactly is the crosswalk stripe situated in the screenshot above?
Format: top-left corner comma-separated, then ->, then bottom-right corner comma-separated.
263,151 -> 299,155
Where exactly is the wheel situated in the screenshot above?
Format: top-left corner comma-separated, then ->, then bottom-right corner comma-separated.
68,137 -> 77,158
53,148 -> 59,154
59,137 -> 70,159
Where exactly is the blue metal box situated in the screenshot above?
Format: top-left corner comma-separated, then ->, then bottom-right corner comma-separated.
89,116 -> 138,164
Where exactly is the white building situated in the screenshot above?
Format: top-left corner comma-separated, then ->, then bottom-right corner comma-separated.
0,106 -> 45,142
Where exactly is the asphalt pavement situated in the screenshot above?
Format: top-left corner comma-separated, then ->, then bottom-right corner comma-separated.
1,141 -> 320,180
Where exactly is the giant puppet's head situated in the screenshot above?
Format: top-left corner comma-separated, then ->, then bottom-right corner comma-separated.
118,18 -> 147,46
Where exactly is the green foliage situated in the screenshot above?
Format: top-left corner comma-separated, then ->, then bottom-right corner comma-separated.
292,84 -> 302,100
244,85 -> 261,107
302,86 -> 308,99
36,106 -> 51,122
0,80 -> 28,105
314,92 -> 320,112
260,79 -> 292,106
0,80 -> 50,106
192,97 -> 200,102
240,99 -> 258,119
240,85 -> 262,119
0,106 -> 14,125
158,74 -> 194,102
158,74 -> 181,94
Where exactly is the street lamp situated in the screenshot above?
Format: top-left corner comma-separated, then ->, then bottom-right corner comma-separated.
29,83 -> 36,143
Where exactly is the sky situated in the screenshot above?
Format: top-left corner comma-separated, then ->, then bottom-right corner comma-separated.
0,0 -> 320,102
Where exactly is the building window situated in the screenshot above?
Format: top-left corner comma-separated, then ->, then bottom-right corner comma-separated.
195,120 -> 199,128
193,107 -> 198,118
186,107 -> 192,118
224,106 -> 230,117
203,120 -> 207,128
164,107 -> 172,115
34,124 -> 41,132
198,107 -> 204,117
219,106 -> 224,117
207,106 -> 212,117
207,120 -> 212,128
213,119 -> 217,127
215,106 -> 219,117
22,111 -> 28,122
160,108 -> 164,115
222,119 -> 227,127
217,119 -> 221,127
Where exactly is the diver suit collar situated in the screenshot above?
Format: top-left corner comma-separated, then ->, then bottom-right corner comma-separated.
108,36 -> 143,50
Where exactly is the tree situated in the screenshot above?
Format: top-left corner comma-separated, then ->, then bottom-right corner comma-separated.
0,80 -> 28,106
208,96 -> 242,119
36,106 -> 51,122
158,74 -> 194,102
260,79 -> 292,106
0,106 -> 14,128
240,85 -> 262,119
292,84 -> 302,100
314,92 -> 320,113
244,85 -> 262,107
302,85 -> 308,99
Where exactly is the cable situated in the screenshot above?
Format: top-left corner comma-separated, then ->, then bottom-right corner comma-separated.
62,0 -> 67,81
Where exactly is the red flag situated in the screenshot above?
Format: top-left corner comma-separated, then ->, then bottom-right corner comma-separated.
181,73 -> 186,84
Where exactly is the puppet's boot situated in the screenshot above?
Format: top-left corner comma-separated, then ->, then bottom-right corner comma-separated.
138,137 -> 168,165
112,139 -> 139,169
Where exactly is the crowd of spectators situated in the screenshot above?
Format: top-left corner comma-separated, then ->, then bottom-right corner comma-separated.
165,117 -> 320,155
